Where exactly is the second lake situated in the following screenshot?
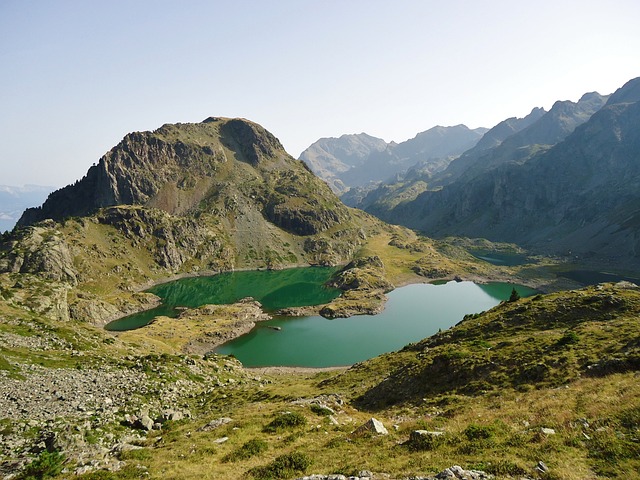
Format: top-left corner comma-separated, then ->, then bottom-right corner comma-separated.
215,281 -> 536,368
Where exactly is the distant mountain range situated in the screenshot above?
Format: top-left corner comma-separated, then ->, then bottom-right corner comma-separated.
299,124 -> 488,198
349,78 -> 640,265
0,185 -> 54,232
299,77 -> 640,266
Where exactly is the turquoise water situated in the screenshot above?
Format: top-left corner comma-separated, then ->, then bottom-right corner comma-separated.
215,281 -> 537,367
105,267 -> 341,331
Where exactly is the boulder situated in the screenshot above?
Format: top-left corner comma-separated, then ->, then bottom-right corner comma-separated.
199,417 -> 232,432
434,465 -> 493,479
352,417 -> 388,437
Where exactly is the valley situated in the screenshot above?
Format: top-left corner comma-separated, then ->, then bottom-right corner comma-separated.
1,85 -> 639,479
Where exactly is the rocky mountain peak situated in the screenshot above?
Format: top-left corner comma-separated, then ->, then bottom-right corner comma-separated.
606,76 -> 640,106
17,118 -> 290,227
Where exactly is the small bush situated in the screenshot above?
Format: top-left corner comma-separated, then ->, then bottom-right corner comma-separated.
464,424 -> 494,440
18,450 -> 65,479
224,438 -> 268,462
249,452 -> 312,479
485,460 -> 528,476
310,404 -> 333,416
408,432 -> 444,451
508,288 -> 521,302
263,411 -> 307,433
556,331 -> 580,347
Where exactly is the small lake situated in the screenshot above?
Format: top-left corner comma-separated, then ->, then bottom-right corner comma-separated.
469,249 -> 531,266
105,267 -> 341,331
215,281 -> 537,367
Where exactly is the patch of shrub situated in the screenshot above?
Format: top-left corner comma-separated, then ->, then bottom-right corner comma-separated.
249,452 -> 312,479
485,460 -> 528,476
224,438 -> 268,462
556,331 -> 580,347
310,404 -> 333,416
263,411 -> 307,433
407,432 -> 444,451
18,450 -> 65,479
463,424 -> 494,440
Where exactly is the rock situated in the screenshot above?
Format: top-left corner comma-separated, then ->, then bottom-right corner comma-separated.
536,461 -> 549,473
434,465 -> 493,479
295,476 -> 347,480
540,427 -> 556,435
137,415 -> 154,431
213,436 -> 229,444
199,417 -> 232,432
352,417 -> 388,437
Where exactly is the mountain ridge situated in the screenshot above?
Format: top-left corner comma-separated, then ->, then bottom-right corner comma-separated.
372,78 -> 640,266
299,124 -> 487,196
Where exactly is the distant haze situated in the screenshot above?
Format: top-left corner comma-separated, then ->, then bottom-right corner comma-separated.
1,1 -> 639,187
0,185 -> 54,232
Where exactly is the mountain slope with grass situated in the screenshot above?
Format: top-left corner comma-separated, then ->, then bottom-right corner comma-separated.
1,117 -> 386,328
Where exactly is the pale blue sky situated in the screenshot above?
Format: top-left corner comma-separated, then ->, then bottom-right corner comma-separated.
1,0 -> 639,187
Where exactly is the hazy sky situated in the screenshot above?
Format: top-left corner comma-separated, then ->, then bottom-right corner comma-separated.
1,0 -> 639,187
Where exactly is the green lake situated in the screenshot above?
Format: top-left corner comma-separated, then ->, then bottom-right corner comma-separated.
105,267 -> 341,331
215,281 -> 537,367
105,266 -> 536,368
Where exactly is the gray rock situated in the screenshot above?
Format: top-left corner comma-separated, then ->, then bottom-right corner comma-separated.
408,430 -> 445,450
352,417 -> 388,436
536,461 -> 549,473
137,415 -> 154,431
434,465 -> 493,479
199,417 -> 233,432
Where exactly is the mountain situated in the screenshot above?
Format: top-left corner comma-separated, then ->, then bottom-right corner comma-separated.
298,133 -> 388,193
373,78 -> 640,266
299,125 -> 487,196
0,184 -> 55,232
18,117 -> 360,240
359,92 -> 609,216
2,117 -> 384,326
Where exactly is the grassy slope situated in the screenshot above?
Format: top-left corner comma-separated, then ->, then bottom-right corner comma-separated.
3,236 -> 639,479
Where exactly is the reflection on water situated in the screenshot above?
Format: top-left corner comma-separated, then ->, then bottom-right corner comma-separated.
215,281 -> 537,368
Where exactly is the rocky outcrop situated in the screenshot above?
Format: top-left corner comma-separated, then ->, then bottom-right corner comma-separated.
218,117 -> 284,165
294,466 -> 493,480
0,221 -> 77,285
96,206 -> 227,271
320,256 -> 393,318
